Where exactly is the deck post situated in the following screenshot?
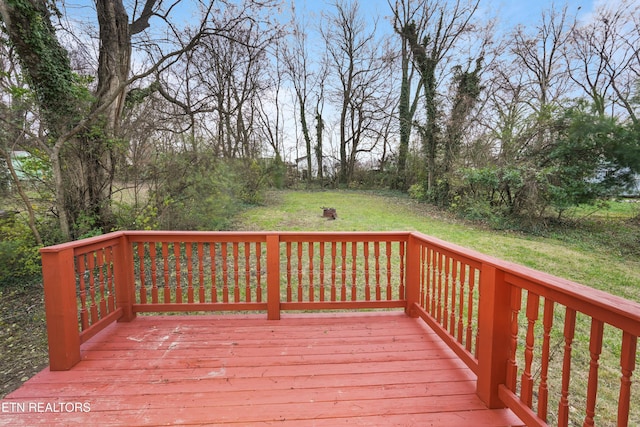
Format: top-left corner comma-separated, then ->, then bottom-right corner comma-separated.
41,246 -> 81,370
114,233 -> 136,322
405,234 -> 421,317
266,234 -> 281,320
476,263 -> 510,408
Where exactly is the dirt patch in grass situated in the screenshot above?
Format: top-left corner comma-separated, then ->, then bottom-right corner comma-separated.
0,285 -> 49,398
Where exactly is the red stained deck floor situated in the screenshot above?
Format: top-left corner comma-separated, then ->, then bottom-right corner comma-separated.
1,312 -> 523,426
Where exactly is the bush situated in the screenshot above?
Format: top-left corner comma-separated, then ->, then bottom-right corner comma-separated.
0,217 -> 41,289
149,154 -> 269,231
408,183 -> 425,201
113,202 -> 158,231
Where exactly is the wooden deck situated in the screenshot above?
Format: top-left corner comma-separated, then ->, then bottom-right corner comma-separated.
1,312 -> 522,426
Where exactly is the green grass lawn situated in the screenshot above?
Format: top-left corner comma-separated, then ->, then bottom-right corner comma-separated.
234,190 -> 640,302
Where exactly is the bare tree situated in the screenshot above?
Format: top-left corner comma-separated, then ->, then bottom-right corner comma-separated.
255,42 -> 284,159
321,0 -> 395,185
398,0 -> 480,201
282,8 -> 316,183
567,0 -> 640,123
511,5 -> 573,113
188,4 -> 280,160
390,0 -> 426,190
505,3 -> 576,188
480,59 -> 532,166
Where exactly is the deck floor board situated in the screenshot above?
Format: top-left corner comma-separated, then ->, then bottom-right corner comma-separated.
1,312 -> 523,426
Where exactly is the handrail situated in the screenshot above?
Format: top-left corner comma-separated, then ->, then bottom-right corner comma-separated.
407,232 -> 640,426
40,230 -> 639,426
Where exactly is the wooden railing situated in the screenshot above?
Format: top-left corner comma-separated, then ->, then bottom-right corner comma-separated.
40,231 -> 639,426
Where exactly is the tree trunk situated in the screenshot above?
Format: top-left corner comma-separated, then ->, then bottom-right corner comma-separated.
397,54 -> 411,190
70,0 -> 134,232
50,148 -> 71,239
424,62 -> 438,197
315,111 -> 324,183
95,0 -> 131,133
297,94 -> 313,183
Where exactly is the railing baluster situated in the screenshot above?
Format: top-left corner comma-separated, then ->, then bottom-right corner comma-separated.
186,243 -> 194,303
137,243 -> 147,304
210,243 -> 217,303
399,241 -> 405,299
374,241 -> 380,301
308,242 -> 314,302
341,241 -> 348,301
583,318 -> 604,427
449,259 -> 457,336
87,253 -> 98,325
285,242 -> 292,302
506,287 -> 522,391
430,248 -> 437,314
77,254 -> 89,330
244,242 -> 251,302
473,268 -> 480,359
364,242 -> 370,301
385,241 -> 392,300
457,263 -> 466,344
233,242 -> 240,303
149,243 -> 158,304
436,251 -> 443,323
197,243 -> 205,303
297,242 -> 303,302
106,247 -> 115,312
351,242 -> 357,301
558,307 -> 577,427
97,248 -> 107,317
174,243 -> 182,303
520,291 -> 540,407
618,332 -> 637,427
538,298 -> 554,422
255,242 -> 262,303
443,255 -> 450,330
420,245 -> 427,309
319,242 -> 325,302
330,242 -> 337,301
465,266 -> 476,353
221,242 -> 229,303
162,243 -> 170,303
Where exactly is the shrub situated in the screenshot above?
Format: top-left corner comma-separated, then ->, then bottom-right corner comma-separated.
0,216 -> 41,289
408,183 -> 425,201
113,202 -> 158,231
150,155 -> 265,231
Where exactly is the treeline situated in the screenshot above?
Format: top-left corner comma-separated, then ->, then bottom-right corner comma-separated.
0,0 -> 639,283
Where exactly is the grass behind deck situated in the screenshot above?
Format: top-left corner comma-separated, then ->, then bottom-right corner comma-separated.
235,190 -> 640,303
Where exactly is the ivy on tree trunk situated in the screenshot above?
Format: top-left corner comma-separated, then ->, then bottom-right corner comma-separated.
0,0 -> 157,239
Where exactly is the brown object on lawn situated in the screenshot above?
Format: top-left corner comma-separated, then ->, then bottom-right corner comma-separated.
322,207 -> 337,219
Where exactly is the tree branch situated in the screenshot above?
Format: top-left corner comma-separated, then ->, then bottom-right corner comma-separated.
129,0 -> 158,35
